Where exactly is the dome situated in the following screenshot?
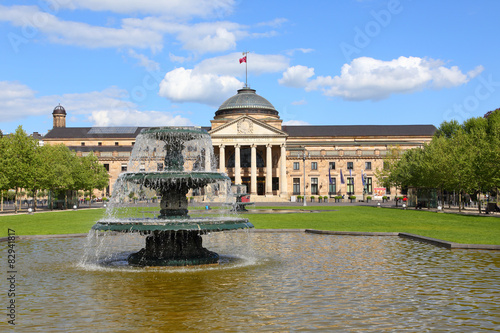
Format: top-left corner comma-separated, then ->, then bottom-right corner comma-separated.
215,88 -> 278,117
52,104 -> 66,115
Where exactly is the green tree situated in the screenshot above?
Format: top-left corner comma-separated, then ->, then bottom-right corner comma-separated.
0,126 -> 38,213
73,152 -> 109,208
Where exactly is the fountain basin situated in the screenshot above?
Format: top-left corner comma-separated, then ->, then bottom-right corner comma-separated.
121,171 -> 229,190
93,217 -> 253,233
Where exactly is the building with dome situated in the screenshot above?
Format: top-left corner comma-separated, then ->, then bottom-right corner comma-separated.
43,88 -> 436,201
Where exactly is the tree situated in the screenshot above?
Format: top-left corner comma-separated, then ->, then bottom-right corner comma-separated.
40,144 -> 77,209
0,126 -> 38,213
73,153 -> 109,208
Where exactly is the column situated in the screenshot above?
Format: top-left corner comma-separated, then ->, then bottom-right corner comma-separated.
204,145 -> 212,171
251,144 -> 257,195
265,144 -> 272,196
235,144 -> 241,185
219,144 -> 225,174
280,144 -> 288,197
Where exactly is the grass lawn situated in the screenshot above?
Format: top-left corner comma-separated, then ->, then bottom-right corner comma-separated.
0,206 -> 499,245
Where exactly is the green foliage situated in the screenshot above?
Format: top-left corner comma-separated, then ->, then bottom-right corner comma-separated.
378,109 -> 500,211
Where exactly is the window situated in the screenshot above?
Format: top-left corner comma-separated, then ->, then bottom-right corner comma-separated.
347,177 -> 354,195
386,186 -> 391,195
365,162 -> 372,170
103,164 -> 109,172
347,162 -> 354,170
329,178 -> 336,196
157,163 -> 163,171
81,142 -> 85,146
311,162 -> 318,170
98,142 -> 102,146
364,177 -> 373,195
132,142 -> 135,146
311,178 -> 318,195
115,142 -> 119,146
293,162 -> 300,170
272,177 -> 279,191
121,164 -> 127,172
329,162 -> 335,170
293,178 -> 301,195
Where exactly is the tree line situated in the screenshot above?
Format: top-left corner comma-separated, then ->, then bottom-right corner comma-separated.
377,109 -> 500,213
0,126 -> 109,213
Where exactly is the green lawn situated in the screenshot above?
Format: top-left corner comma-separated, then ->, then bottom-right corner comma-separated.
1,206 -> 499,245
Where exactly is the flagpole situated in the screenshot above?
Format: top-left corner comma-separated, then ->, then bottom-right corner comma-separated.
242,51 -> 249,87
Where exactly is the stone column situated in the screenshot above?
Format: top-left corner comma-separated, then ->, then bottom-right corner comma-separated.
235,144 -> 241,185
265,144 -> 272,196
219,144 -> 225,174
204,145 -> 211,171
280,144 -> 288,197
251,144 -> 257,195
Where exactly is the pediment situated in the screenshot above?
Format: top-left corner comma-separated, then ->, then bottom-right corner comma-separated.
209,116 -> 287,137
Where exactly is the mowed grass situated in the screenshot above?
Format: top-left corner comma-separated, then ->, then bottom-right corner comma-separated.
0,206 -> 499,245
241,206 -> 500,245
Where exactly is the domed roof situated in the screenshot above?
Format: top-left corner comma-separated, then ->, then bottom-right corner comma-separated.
216,87 -> 278,117
52,104 -> 66,115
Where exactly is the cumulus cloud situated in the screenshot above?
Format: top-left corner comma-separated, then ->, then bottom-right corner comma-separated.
279,65 -> 315,88
280,56 -> 484,101
159,53 -> 289,105
0,81 -> 192,127
89,110 -> 192,127
158,68 -> 242,106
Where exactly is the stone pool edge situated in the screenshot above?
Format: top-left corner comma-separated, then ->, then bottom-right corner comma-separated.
1,230 -> 499,250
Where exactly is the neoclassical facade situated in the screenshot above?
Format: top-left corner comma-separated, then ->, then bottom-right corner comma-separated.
43,87 -> 436,201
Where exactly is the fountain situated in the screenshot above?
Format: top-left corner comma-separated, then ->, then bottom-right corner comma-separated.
92,127 -> 253,266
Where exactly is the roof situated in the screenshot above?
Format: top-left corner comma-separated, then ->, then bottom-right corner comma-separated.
44,127 -> 147,139
52,104 -> 66,115
43,124 -> 436,140
215,88 -> 279,117
281,125 -> 437,137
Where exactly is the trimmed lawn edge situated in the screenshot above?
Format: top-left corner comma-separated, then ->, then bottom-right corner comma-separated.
2,229 -> 499,251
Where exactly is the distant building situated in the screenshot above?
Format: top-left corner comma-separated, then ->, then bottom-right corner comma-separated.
43,87 -> 436,201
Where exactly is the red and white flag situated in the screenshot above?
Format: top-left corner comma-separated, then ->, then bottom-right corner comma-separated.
239,56 -> 246,64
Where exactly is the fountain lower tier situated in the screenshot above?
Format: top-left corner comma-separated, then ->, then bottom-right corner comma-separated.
128,230 -> 220,266
92,217 -> 253,266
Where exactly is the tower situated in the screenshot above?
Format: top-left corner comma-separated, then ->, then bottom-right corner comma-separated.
52,104 -> 66,128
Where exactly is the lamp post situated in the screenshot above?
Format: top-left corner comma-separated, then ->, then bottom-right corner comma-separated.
298,150 -> 308,207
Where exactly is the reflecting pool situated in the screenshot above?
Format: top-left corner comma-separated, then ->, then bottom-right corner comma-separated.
6,232 -> 500,332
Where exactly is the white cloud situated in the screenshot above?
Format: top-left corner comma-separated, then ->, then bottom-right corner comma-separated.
195,52 -> 289,76
279,65 -> 315,88
158,53 -> 289,105
283,120 -> 310,126
128,50 -> 160,71
158,67 -> 242,106
291,99 -> 307,106
0,5 -> 163,51
89,110 -> 192,127
285,48 -> 314,56
288,56 -> 484,101
0,81 -> 192,127
61,0 -> 236,18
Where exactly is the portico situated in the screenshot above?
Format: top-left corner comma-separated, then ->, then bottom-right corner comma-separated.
210,116 -> 288,198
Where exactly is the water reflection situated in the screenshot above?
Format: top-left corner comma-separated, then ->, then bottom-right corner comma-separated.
8,233 -> 500,332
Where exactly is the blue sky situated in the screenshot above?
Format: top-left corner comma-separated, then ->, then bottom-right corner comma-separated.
1,0 -> 499,135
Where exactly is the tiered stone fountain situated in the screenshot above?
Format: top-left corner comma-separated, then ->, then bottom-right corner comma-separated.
92,127 -> 253,266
